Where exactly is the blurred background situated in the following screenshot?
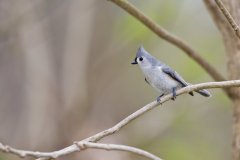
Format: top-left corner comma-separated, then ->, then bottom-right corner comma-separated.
0,0 -> 231,160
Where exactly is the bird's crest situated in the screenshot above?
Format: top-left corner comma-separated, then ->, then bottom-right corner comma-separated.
136,46 -> 161,66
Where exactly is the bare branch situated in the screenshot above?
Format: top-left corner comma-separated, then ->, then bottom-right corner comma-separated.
203,0 -> 229,38
0,142 -> 65,159
76,142 -> 163,160
0,141 -> 162,160
108,0 -> 226,83
203,0 -> 225,25
1,80 -> 240,159
214,0 -> 240,38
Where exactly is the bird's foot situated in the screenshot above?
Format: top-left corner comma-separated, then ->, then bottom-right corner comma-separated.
157,94 -> 164,103
189,91 -> 194,96
171,87 -> 177,101
157,96 -> 161,103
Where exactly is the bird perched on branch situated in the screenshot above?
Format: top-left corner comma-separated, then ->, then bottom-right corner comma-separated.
131,46 -> 211,102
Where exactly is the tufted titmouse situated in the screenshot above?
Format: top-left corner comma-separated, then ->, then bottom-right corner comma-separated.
131,46 -> 211,102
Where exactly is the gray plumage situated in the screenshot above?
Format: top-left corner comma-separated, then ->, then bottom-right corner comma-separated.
131,46 -> 211,102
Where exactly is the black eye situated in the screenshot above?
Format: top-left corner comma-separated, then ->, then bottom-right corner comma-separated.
139,57 -> 143,61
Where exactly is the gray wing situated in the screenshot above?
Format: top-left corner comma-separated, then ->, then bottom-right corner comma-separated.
162,66 -> 188,87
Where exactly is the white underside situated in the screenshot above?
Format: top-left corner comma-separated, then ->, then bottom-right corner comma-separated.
141,66 -> 181,95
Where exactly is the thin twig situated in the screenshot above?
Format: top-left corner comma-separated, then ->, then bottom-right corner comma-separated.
86,80 -> 240,143
203,0 -> 227,31
214,0 -> 240,38
108,0 -> 226,83
0,141 -> 162,160
76,142 -> 162,160
0,80 -> 240,159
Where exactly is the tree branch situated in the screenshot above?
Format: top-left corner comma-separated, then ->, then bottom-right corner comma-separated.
76,142 -> 162,160
0,142 -> 162,160
203,0 -> 239,99
214,0 -> 240,39
203,0 -> 226,25
108,0 -> 226,83
1,80 -> 240,159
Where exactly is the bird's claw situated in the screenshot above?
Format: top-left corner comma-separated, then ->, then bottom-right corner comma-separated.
157,96 -> 161,103
171,87 -> 177,101
171,96 -> 176,101
157,94 -> 164,103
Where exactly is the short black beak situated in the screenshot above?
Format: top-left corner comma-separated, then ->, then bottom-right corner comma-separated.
131,61 -> 138,65
131,58 -> 138,65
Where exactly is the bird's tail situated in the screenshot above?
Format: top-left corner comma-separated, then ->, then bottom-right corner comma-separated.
185,83 -> 211,97
195,89 -> 211,97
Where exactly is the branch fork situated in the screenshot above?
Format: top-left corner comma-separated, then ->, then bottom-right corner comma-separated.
0,80 -> 240,159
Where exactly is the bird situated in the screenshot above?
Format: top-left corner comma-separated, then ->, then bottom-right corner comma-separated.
131,46 -> 211,102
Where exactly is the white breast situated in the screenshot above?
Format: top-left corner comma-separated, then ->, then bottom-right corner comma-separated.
140,66 -> 180,95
